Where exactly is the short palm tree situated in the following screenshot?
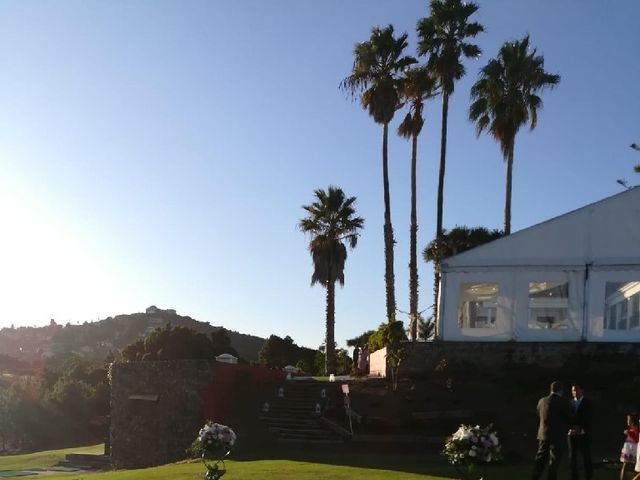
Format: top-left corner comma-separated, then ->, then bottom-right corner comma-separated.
397,66 -> 437,340
469,35 -> 560,235
341,25 -> 416,325
417,0 -> 484,326
299,186 -> 364,375
423,226 -> 504,263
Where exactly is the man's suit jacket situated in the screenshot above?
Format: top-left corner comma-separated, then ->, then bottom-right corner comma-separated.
571,396 -> 592,434
537,393 -> 572,442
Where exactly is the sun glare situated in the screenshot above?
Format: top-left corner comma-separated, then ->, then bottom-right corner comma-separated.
0,189 -> 130,327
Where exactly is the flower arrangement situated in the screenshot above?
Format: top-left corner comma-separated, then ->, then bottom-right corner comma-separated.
443,424 -> 502,479
193,422 -> 237,480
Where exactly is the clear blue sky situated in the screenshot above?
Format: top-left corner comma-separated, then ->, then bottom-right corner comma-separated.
0,1 -> 638,349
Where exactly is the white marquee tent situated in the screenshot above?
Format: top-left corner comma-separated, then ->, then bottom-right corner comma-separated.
437,187 -> 640,342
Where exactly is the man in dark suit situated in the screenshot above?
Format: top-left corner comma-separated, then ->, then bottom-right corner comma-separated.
569,384 -> 593,480
532,381 -> 573,480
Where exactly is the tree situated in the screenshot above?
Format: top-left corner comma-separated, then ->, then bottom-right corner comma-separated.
417,0 -> 484,325
341,25 -> 416,325
210,328 -> 239,358
121,324 -> 214,361
258,334 -> 317,371
423,226 -> 504,264
469,35 -> 560,234
299,186 -> 364,374
397,66 -> 438,341
0,390 -> 17,451
368,320 -> 407,391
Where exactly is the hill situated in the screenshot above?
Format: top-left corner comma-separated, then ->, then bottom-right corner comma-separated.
0,306 -> 265,365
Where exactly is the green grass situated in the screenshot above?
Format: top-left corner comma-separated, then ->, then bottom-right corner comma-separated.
0,444 -> 103,471
0,446 -> 621,480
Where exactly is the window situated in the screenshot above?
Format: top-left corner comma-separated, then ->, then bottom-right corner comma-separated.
528,282 -> 569,330
630,293 -> 640,329
458,283 -> 498,329
604,282 -> 640,330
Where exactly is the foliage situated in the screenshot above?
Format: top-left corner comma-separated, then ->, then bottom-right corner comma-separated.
469,35 -> 560,158
417,0 -> 484,325
0,354 -> 109,452
417,315 -> 436,341
346,330 -> 375,348
341,25 -> 415,327
469,35 -> 560,234
210,328 -> 239,358
417,0 -> 484,96
341,25 -> 416,125
443,424 -> 502,479
0,390 -> 17,451
121,324 -> 230,362
368,321 -> 407,391
397,65 -> 438,341
424,226 -> 504,264
258,335 -> 317,372
299,186 -> 364,375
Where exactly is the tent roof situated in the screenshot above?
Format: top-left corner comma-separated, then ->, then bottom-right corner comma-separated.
443,187 -> 640,269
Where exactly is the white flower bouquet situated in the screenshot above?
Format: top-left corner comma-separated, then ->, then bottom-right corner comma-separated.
193,422 -> 237,480
443,424 -> 502,479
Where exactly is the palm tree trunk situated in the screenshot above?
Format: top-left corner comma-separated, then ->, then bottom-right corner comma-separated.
409,133 -> 419,341
325,280 -> 336,375
382,122 -> 397,323
504,142 -> 514,235
433,91 -> 450,332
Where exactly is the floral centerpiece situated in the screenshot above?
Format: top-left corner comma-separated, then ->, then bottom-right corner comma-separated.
192,421 -> 237,480
442,424 -> 502,480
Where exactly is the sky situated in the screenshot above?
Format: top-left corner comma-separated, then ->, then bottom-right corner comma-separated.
0,1 -> 638,349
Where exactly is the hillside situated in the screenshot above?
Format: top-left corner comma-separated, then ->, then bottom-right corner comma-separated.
0,306 -> 265,365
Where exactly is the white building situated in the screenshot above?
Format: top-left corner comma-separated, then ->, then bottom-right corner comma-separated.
437,187 -> 640,342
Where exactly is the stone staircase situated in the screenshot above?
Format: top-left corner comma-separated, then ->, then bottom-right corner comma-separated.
259,380 -> 346,444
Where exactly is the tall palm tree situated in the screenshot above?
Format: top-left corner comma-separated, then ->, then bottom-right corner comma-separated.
417,0 -> 484,326
397,66 -> 437,340
469,35 -> 560,235
299,186 -> 364,375
341,25 -> 416,324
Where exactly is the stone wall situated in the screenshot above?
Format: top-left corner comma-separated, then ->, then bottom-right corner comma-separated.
369,347 -> 387,377
109,360 -> 283,469
401,341 -> 640,376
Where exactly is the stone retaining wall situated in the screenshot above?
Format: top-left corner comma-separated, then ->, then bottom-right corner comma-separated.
109,360 -> 283,469
401,341 -> 640,375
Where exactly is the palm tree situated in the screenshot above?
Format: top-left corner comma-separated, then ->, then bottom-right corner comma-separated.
469,35 -> 560,234
417,0 -> 484,325
299,186 -> 364,375
397,66 -> 437,340
341,25 -> 416,325
423,226 -> 504,263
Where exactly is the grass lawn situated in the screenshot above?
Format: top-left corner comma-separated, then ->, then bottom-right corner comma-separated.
0,446 -> 621,479
0,444 -> 103,471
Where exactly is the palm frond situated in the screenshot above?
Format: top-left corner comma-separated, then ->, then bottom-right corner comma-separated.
468,35 -> 560,160
341,25 -> 417,125
300,186 -> 364,288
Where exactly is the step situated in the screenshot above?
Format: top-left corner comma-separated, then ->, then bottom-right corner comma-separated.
59,454 -> 111,470
270,427 -> 335,436
262,418 -> 318,427
278,437 -> 344,445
